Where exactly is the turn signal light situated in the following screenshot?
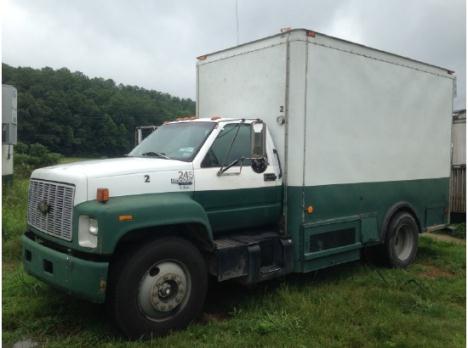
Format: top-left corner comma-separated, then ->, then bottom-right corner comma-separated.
97,188 -> 109,203
118,214 -> 134,222
306,206 -> 314,214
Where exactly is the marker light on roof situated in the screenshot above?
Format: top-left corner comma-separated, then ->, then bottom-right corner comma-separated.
211,116 -> 222,120
176,116 -> 197,121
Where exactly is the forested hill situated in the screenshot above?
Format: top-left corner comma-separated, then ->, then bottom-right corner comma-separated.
2,63 -> 195,156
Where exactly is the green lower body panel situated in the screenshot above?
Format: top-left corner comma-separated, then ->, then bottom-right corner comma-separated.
287,178 -> 450,272
195,186 -> 283,232
22,235 -> 109,303
301,178 -> 449,229
302,247 -> 361,273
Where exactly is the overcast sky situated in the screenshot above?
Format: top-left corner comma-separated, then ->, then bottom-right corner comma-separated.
2,0 -> 466,108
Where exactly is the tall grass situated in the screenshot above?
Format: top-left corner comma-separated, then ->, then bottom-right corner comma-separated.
3,178 -> 29,261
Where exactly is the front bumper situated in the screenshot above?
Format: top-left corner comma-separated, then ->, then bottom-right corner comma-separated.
22,233 -> 109,303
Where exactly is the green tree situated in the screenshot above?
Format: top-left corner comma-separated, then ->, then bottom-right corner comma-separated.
2,63 -> 196,157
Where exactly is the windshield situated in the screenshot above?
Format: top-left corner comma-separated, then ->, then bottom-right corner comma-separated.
129,122 -> 215,162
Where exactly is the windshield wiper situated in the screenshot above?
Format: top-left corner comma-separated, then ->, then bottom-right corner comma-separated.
141,151 -> 170,159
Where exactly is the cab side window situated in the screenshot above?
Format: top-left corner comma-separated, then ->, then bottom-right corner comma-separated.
202,124 -> 252,168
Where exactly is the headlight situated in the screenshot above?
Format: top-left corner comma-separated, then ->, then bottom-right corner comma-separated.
78,215 -> 98,248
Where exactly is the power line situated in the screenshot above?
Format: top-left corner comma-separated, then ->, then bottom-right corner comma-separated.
235,0 -> 239,45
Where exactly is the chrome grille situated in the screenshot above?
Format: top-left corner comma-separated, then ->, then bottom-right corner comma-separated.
27,179 -> 75,241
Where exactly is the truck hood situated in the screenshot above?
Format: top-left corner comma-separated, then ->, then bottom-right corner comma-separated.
31,157 -> 194,205
33,157 -> 191,178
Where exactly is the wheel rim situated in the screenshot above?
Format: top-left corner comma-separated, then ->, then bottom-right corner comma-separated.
137,260 -> 191,321
393,224 -> 414,261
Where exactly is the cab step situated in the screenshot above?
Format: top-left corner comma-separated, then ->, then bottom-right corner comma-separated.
260,265 -> 282,275
211,230 -> 293,284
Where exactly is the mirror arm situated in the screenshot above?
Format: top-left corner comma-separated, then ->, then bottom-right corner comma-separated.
217,157 -> 244,176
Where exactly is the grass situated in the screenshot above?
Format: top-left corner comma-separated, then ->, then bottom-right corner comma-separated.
433,223 -> 466,240
2,178 -> 29,263
2,173 -> 466,347
447,223 -> 466,239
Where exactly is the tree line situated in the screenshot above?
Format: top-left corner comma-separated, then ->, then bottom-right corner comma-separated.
2,63 -> 195,156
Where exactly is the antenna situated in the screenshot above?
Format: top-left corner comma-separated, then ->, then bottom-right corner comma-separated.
235,0 -> 239,45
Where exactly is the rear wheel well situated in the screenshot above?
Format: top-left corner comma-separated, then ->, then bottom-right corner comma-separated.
381,202 -> 422,241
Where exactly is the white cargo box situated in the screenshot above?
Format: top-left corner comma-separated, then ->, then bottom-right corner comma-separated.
197,29 -> 454,187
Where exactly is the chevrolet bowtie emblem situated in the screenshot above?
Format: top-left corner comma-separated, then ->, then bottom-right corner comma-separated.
38,200 -> 52,215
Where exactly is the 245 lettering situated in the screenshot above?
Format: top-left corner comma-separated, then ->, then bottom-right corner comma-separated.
171,171 -> 193,185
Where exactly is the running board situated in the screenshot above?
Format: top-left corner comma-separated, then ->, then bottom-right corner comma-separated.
211,231 -> 293,284
425,224 -> 448,232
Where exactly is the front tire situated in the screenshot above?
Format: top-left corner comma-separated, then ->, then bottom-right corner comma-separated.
109,237 -> 207,339
383,212 -> 419,267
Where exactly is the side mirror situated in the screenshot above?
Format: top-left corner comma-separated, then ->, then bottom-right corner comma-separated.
251,121 -> 266,159
250,121 -> 267,174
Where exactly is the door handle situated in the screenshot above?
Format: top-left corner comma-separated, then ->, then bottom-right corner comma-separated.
264,173 -> 277,181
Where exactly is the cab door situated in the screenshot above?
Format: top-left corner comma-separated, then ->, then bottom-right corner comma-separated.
193,123 -> 282,233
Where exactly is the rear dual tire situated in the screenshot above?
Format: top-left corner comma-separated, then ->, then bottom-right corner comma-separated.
383,212 -> 419,267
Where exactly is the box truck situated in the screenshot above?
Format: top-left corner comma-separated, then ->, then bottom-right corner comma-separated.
22,29 -> 455,338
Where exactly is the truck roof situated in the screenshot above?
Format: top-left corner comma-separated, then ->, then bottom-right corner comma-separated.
197,28 -> 454,76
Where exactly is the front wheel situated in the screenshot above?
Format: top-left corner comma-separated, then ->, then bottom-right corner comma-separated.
109,237 -> 208,339
383,212 -> 419,267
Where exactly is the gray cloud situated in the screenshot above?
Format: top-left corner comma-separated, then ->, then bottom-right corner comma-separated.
2,0 -> 465,108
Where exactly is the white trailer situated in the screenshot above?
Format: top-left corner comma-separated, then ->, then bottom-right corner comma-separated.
2,84 -> 18,182
134,125 -> 158,145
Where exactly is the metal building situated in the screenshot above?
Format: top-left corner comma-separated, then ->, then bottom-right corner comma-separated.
450,109 -> 465,217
